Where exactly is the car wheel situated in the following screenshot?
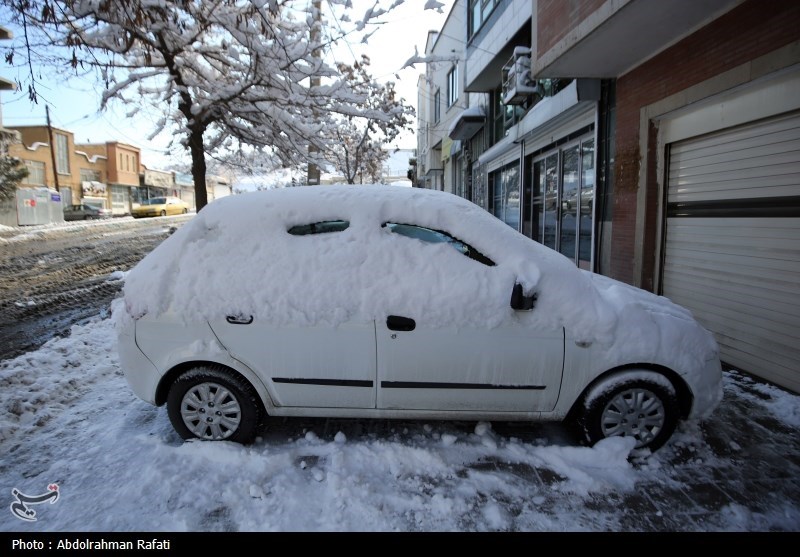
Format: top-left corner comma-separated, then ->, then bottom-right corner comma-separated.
182,208 -> 188,214
166,366 -> 263,443
577,371 -> 679,451
84,215 -> 92,220
160,210 -> 167,217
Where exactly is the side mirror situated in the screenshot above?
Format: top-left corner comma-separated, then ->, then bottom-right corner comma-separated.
510,283 -> 536,311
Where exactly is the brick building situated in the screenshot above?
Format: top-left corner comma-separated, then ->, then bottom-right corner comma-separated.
419,0 -> 800,391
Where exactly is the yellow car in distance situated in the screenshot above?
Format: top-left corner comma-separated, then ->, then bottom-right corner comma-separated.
132,197 -> 190,218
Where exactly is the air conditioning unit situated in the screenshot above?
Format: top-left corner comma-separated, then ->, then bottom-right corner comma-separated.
501,47 -> 537,106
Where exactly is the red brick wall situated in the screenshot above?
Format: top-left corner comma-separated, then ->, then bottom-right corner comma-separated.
612,0 -> 800,288
537,0 -> 606,55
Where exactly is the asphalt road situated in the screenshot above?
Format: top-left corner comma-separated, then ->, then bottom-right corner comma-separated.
0,215 -> 193,361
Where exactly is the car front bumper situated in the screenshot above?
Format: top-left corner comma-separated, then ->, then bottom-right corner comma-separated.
688,355 -> 724,419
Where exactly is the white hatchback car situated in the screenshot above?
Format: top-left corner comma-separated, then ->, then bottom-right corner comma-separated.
116,185 -> 722,451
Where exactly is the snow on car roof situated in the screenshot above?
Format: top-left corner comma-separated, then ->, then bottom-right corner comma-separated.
120,185 -> 717,372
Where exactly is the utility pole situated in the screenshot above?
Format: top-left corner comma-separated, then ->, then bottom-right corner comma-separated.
45,105 -> 60,192
307,0 -> 321,186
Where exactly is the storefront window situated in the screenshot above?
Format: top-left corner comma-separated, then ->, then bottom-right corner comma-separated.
490,161 -> 520,231
529,135 -> 595,268
559,145 -> 580,260
578,140 -> 595,269
111,185 -> 129,214
453,155 -> 464,198
532,153 -> 558,249
471,163 -> 487,210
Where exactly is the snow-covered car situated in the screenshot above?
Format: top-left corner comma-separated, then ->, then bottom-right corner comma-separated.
131,196 -> 189,218
116,186 -> 722,451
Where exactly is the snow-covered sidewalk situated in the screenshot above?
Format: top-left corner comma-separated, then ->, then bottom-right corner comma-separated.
1,315 -> 798,531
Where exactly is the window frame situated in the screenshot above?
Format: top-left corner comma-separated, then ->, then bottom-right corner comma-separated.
24,160 -> 46,186
529,132 -> 596,268
468,0 -> 500,40
447,65 -> 459,108
55,133 -> 70,176
434,89 -> 441,124
80,168 -> 101,183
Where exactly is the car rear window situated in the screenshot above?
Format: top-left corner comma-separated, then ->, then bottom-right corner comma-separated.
288,220 -> 350,235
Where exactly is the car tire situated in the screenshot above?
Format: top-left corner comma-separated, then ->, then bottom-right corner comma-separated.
166,366 -> 263,443
84,215 -> 92,220
577,371 -> 679,452
160,210 -> 167,217
182,208 -> 188,214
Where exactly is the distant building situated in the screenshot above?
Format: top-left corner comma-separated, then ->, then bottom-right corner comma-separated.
0,25 -> 17,151
8,130 -> 142,216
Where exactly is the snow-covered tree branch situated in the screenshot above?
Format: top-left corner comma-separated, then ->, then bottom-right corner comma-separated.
1,0 -> 417,209
322,55 -> 412,184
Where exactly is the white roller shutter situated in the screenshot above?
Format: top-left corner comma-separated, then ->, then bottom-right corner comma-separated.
213,185 -> 230,200
663,111 -> 800,392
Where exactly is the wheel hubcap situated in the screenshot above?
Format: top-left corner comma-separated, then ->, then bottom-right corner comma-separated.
180,382 -> 242,440
600,388 -> 666,448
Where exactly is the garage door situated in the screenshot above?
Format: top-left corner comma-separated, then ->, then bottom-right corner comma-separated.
213,184 -> 230,200
663,111 -> 800,392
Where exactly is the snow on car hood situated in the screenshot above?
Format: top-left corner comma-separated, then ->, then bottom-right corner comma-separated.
584,272 -> 719,377
120,186 -> 717,371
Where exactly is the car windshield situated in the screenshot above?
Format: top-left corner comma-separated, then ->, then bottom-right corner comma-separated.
146,198 -> 166,205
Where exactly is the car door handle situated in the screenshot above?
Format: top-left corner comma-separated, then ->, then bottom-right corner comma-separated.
386,315 -> 415,332
226,315 -> 253,325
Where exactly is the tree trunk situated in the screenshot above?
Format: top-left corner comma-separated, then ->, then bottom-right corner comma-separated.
189,127 -> 208,211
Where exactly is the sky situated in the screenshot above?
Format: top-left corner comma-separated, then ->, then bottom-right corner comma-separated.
0,0 -> 456,171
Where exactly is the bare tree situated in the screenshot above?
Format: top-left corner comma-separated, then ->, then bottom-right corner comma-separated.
324,55 -> 412,184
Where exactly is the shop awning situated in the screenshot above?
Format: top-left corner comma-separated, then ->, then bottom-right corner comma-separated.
448,106 -> 486,141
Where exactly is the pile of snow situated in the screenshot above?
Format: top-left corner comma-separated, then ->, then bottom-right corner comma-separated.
122,186 -> 617,339
120,185 -> 717,375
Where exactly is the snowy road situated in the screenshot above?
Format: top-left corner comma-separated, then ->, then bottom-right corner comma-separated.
0,215 -> 192,361
1,216 -> 799,532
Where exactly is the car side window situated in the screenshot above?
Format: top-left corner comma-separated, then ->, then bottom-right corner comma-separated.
383,223 -> 495,267
288,220 -> 350,236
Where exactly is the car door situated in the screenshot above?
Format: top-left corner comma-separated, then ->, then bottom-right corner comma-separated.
209,319 -> 377,409
375,223 -> 564,413
208,219 -> 377,409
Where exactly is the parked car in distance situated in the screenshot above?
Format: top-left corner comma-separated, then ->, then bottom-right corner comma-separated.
117,186 -> 722,451
63,203 -> 112,221
132,197 -> 189,218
